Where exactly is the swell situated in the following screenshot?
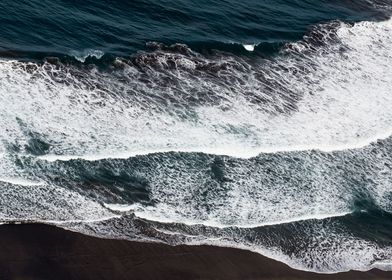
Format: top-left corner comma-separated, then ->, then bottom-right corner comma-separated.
0,42 -> 284,65
0,0 -> 390,59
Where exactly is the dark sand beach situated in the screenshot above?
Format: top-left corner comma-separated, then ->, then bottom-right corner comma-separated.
0,223 -> 390,280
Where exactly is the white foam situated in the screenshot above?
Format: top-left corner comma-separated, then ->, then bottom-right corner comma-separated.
372,260 -> 392,271
0,215 -> 120,226
35,129 -> 392,162
243,44 -> 255,51
0,177 -> 44,186
69,49 -> 104,62
0,183 -> 118,223
132,209 -> 353,228
45,215 -> 120,225
104,203 -> 135,212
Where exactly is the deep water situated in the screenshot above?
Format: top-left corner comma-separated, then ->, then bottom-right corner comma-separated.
0,0 -> 389,60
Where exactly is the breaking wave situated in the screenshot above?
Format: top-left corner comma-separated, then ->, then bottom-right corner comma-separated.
1,19 -> 392,160
0,0 -> 392,274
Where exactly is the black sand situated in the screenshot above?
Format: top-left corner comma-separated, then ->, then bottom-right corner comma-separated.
0,224 -> 390,280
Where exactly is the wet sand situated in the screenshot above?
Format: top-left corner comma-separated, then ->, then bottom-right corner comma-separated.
0,223 -> 390,280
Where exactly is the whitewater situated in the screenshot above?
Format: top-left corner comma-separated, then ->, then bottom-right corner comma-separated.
0,19 -> 392,160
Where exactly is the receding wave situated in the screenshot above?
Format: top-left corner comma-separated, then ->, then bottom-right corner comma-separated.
132,209 -> 354,229
61,203 -> 392,273
0,176 -> 44,186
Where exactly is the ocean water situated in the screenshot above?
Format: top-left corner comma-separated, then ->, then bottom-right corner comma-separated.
1,0 -> 392,273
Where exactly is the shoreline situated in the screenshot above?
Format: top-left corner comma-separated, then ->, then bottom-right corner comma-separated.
0,223 -> 390,279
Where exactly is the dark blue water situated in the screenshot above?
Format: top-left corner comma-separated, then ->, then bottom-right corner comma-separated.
1,0 -> 392,274
0,0 -> 389,60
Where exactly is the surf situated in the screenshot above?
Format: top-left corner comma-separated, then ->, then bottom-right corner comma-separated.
0,18 -> 392,161
0,0 -> 392,274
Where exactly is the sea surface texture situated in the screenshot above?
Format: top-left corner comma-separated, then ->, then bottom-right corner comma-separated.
1,0 -> 392,273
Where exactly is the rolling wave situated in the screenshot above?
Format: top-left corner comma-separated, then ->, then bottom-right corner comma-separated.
1,18 -> 392,160
0,0 -> 388,57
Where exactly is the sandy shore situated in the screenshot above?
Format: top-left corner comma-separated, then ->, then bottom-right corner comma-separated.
0,223 -> 390,280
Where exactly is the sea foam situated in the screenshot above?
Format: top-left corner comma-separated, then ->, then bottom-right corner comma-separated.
1,19 -> 391,161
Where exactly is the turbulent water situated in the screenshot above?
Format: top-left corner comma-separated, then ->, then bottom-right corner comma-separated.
1,0 -> 392,273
